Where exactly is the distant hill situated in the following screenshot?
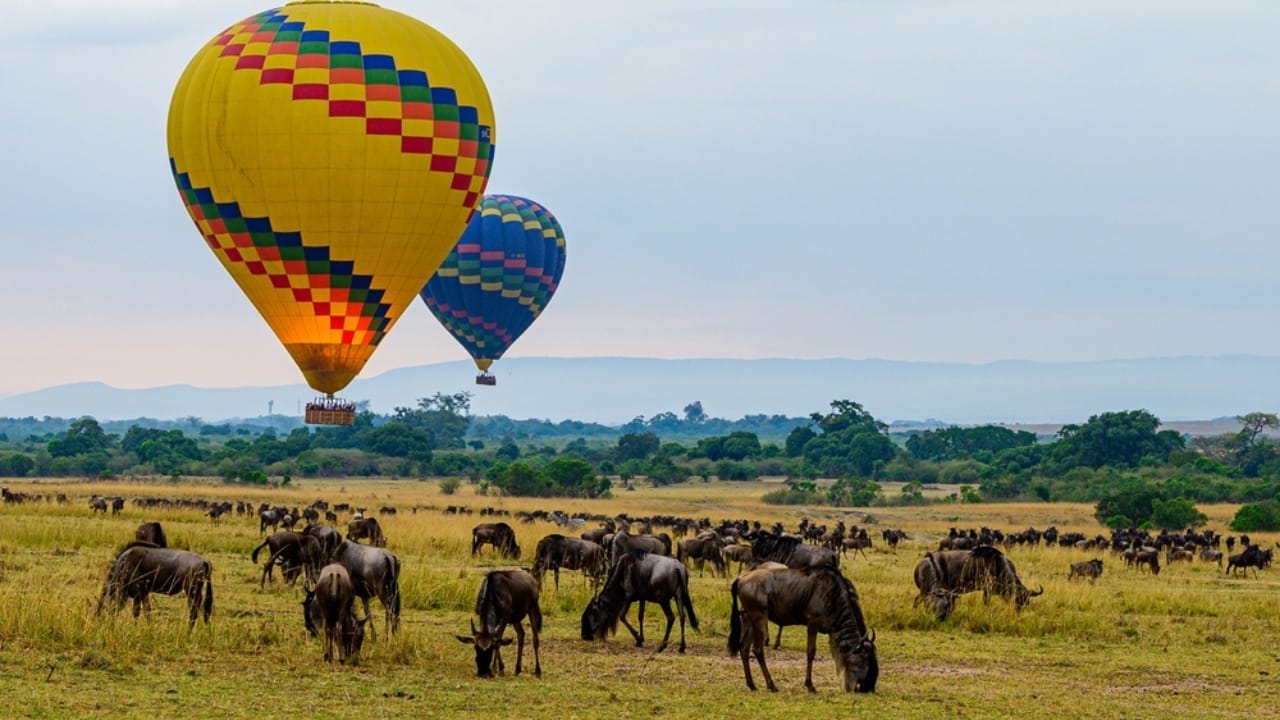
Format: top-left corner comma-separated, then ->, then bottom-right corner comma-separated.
0,355 -> 1277,427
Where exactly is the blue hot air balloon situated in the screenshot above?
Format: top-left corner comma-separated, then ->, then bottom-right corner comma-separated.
420,194 -> 566,384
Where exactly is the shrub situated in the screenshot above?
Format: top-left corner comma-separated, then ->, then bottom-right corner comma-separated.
439,477 -> 461,495
1230,500 -> 1280,532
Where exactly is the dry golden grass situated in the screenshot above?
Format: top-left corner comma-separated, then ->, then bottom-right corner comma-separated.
0,477 -> 1277,719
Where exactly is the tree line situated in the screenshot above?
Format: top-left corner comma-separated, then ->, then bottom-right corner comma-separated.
2,396 -> 1278,531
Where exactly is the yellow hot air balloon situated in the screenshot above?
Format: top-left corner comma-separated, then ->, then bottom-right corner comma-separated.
167,1 -> 495,423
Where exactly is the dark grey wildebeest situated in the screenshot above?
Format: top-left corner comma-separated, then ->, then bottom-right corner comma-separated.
251,531 -> 322,587
913,546 -> 1043,621
134,521 -> 168,548
580,549 -> 698,654
728,564 -> 878,694
677,531 -> 726,578
749,531 -> 839,569
471,522 -> 521,560
455,568 -> 543,678
329,540 -> 401,637
531,534 -> 606,591
305,564 -> 367,664
96,543 -> 213,629
608,531 -> 671,568
347,517 -> 387,547
1068,558 -> 1104,582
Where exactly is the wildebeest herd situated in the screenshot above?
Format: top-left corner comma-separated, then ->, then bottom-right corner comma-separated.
80,495 -> 1274,695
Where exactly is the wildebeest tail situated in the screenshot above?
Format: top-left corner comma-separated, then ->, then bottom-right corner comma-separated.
251,539 -> 269,564
681,584 -> 699,631
726,577 -> 742,653
202,564 -> 214,622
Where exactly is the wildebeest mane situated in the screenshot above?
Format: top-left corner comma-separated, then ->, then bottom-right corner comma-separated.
817,567 -> 876,691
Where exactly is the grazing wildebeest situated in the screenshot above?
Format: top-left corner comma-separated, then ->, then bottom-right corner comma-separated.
677,532 -> 726,577
723,543 -> 755,574
330,540 -> 401,637
251,531 -> 321,587
750,531 -> 839,569
347,517 -> 387,547
135,521 -> 168,548
90,496 -> 108,514
531,534 -> 606,590
472,522 -> 521,560
580,550 -> 699,653
303,523 -> 343,564
727,565 -> 878,694
96,544 -> 213,630
1068,558 -> 1103,582
913,546 -> 1043,621
305,564 -> 367,664
455,569 -> 543,678
1134,547 -> 1161,575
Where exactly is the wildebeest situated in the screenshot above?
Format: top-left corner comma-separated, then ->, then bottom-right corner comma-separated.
304,564 -> 368,664
135,521 -> 168,548
329,540 -> 401,636
96,543 -> 213,630
347,517 -> 387,548
723,543 -> 755,574
251,531 -> 321,587
677,532 -> 726,577
1134,547 -> 1161,575
90,496 -> 108,514
472,522 -> 521,560
881,528 -> 909,550
455,569 -> 543,678
531,534 -> 606,590
303,523 -> 343,564
727,565 -> 878,694
1068,558 -> 1103,582
608,531 -> 671,567
750,531 -> 839,569
580,549 -> 699,653
1227,544 -> 1269,578
259,507 -> 286,534
913,546 -> 1043,621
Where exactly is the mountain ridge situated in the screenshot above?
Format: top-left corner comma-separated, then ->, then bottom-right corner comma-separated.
1,355 -> 1276,426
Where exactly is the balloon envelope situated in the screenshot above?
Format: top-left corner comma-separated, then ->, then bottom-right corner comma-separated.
421,195 -> 566,373
167,1 -> 496,394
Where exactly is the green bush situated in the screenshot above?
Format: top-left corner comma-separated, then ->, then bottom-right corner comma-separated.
1230,500 -> 1280,532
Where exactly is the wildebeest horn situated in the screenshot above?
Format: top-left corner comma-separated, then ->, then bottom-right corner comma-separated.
470,618 -> 477,636
867,628 -> 876,643
1031,584 -> 1044,597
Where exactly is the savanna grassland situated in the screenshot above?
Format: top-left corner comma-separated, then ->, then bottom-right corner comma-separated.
1,477 -> 1277,720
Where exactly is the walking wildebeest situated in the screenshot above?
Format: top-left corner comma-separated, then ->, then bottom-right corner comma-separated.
750,531 -> 839,569
1068,558 -> 1103,582
531,534 -> 606,591
727,565 -> 878,694
251,531 -> 321,587
580,549 -> 699,654
305,564 -> 367,664
913,546 -> 1043,621
90,496 -> 108,514
96,544 -> 213,630
329,540 -> 401,637
472,522 -> 521,560
455,569 -> 543,678
347,517 -> 387,547
677,532 -> 727,578
135,521 -> 168,548
1227,544 -> 1269,578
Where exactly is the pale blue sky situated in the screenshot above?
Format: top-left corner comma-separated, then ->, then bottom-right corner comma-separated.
1,1 -> 1277,396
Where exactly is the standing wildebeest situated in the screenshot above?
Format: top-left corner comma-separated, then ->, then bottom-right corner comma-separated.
531,534 -> 606,590
580,550 -> 699,654
251,531 -> 321,587
135,521 -> 168,548
303,523 -> 343,564
727,565 -> 878,694
677,532 -> 726,577
750,531 -> 839,569
608,531 -> 671,568
329,540 -> 401,637
1227,545 -> 1269,578
347,517 -> 387,547
305,564 -> 367,664
1068,558 -> 1104,582
881,529 -> 909,550
1134,547 -> 1161,576
455,569 -> 543,678
913,546 -> 1043,621
723,543 -> 755,574
96,544 -> 213,630
90,496 -> 108,514
472,522 -> 521,560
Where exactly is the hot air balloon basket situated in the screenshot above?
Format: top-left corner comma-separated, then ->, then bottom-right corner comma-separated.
305,398 -> 356,426
475,373 -> 497,386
